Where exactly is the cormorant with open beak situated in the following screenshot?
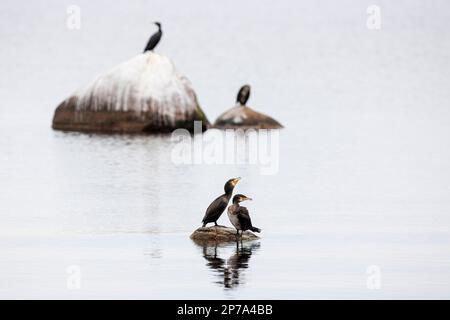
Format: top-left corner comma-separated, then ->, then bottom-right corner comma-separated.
236,85 -> 251,106
144,22 -> 162,52
228,194 -> 261,237
202,178 -> 241,227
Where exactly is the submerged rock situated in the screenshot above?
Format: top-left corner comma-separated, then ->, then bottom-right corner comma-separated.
214,105 -> 283,129
190,226 -> 260,244
52,52 -> 209,133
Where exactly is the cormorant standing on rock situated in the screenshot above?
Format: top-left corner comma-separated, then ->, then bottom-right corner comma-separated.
202,178 -> 241,227
144,22 -> 162,52
236,85 -> 251,106
228,194 -> 261,237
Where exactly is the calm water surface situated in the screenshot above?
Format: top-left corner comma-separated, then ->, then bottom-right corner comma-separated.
1,0 -> 450,298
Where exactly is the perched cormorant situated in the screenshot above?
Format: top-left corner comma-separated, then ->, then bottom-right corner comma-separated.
236,85 -> 251,106
143,22 -> 162,52
227,194 -> 261,237
202,178 -> 241,227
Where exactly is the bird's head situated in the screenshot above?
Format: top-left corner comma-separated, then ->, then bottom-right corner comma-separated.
232,194 -> 252,204
154,22 -> 161,29
240,84 -> 251,93
224,177 -> 241,193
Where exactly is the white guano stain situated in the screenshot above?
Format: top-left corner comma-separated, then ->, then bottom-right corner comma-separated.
71,52 -> 198,126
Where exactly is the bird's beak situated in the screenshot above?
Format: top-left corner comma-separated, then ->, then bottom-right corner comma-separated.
245,197 -> 253,201
231,177 -> 241,186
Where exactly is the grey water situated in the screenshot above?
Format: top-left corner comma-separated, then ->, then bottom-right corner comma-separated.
1,0 -> 450,299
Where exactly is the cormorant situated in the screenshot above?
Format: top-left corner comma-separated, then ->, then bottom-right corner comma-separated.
143,22 -> 162,52
227,194 -> 261,237
202,177 -> 241,227
236,85 -> 251,106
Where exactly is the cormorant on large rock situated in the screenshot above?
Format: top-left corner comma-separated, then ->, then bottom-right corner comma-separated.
52,51 -> 209,133
214,85 -> 283,129
227,194 -> 261,238
144,22 -> 162,52
202,177 -> 240,227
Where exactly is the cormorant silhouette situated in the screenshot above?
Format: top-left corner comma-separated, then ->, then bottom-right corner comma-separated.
143,22 -> 162,52
202,178 -> 240,227
236,85 -> 251,106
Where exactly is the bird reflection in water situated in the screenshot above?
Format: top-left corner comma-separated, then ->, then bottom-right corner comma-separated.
195,240 -> 260,289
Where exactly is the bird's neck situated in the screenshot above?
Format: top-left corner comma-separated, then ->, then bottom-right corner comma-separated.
224,190 -> 233,200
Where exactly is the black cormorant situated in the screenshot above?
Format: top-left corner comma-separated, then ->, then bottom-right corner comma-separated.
236,85 -> 251,106
227,194 -> 261,237
143,22 -> 162,52
202,177 -> 241,227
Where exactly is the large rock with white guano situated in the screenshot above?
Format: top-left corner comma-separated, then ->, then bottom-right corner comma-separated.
214,105 -> 282,129
52,52 -> 209,133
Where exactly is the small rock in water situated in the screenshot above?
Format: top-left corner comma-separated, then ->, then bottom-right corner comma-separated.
190,226 -> 260,244
213,105 -> 282,129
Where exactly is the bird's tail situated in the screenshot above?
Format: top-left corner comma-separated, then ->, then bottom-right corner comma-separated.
251,227 -> 261,233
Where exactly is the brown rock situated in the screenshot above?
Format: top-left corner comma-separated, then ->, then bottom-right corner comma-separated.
190,226 -> 260,245
213,105 -> 283,129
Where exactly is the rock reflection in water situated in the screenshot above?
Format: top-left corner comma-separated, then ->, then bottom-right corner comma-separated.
194,240 -> 260,289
